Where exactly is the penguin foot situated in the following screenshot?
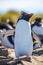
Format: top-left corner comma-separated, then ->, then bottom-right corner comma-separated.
23,57 -> 32,62
17,56 -> 32,62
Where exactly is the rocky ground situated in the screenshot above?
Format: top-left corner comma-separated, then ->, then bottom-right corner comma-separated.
0,45 -> 43,65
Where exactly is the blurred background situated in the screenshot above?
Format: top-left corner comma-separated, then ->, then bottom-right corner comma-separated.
0,0 -> 43,25
0,1 -> 43,65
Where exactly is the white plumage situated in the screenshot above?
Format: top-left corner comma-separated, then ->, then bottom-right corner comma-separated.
14,19 -> 33,58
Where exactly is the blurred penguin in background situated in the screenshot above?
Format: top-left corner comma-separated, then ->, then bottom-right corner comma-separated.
14,11 -> 33,61
32,18 -> 43,46
6,18 -> 15,29
0,23 -> 14,48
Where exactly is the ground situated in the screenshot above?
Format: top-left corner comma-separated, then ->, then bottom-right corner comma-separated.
0,46 -> 43,65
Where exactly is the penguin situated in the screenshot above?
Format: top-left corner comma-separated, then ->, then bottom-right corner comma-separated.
6,18 -> 15,28
14,12 -> 33,60
0,23 -> 13,30
0,23 -> 14,48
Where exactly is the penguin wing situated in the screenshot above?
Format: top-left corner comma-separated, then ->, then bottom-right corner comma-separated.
32,30 -> 41,43
4,29 -> 14,37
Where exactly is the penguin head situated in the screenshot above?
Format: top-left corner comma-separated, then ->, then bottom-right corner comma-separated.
34,18 -> 42,26
17,11 -> 33,22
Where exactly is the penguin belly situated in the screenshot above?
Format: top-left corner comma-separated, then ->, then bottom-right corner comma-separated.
14,20 -> 33,58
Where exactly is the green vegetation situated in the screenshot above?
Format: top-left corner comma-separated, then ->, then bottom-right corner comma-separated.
0,10 -> 21,25
0,10 -> 43,25
30,14 -> 43,24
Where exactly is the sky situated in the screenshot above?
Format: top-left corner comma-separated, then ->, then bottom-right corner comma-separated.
0,0 -> 43,14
